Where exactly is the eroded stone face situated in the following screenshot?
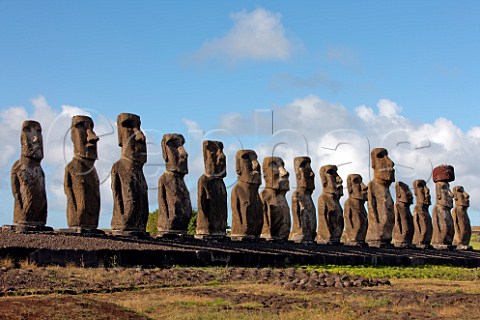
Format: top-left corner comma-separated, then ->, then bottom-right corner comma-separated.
21,120 -> 43,161
71,115 -> 99,161
316,164 -> 344,244
117,113 -> 147,165
111,113 -> 149,234
11,120 -> 48,228
236,150 -> 261,185
260,157 -> 291,240
294,156 -> 315,192
413,179 -> 431,206
393,181 -> 414,247
203,140 -> 226,178
65,116 -> 100,229
412,179 -> 433,247
371,148 -> 395,183
158,133 -> 192,236
196,140 -> 227,238
289,157 -> 316,243
230,150 -> 263,239
436,181 -> 454,209
162,134 -> 188,174
343,174 -> 368,246
452,186 -> 471,248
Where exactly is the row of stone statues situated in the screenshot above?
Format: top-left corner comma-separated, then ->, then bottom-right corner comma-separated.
5,114 -> 473,250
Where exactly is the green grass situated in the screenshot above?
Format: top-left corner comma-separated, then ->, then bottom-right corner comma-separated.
470,234 -> 480,250
304,264 -> 480,280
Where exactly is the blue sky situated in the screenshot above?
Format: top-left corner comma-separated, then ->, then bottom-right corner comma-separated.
1,1 -> 479,227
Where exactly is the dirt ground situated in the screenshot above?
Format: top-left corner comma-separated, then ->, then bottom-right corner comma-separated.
1,265 -> 480,319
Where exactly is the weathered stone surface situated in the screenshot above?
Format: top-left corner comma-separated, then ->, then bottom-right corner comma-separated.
260,157 -> 291,241
433,165 -> 455,183
344,174 -> 368,246
10,120 -> 51,232
393,182 -> 414,248
64,116 -> 100,231
431,179 -> 454,249
111,113 -> 149,234
289,157 -> 316,243
366,148 -> 395,247
196,140 -> 227,239
316,165 -> 344,245
230,150 -> 263,240
158,134 -> 192,236
412,179 -> 433,248
452,186 -> 472,250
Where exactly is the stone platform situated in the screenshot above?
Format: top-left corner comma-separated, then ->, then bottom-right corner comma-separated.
1,229 -> 480,268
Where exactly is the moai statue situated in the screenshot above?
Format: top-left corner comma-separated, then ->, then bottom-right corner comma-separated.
452,186 -> 472,250
63,116 -> 102,234
230,150 -> 263,241
289,157 -> 316,243
431,165 -> 455,249
343,174 -> 368,246
260,157 -> 291,241
9,120 -> 52,232
196,140 -> 227,240
111,113 -> 149,236
412,179 -> 433,249
158,134 -> 192,237
365,148 -> 395,248
392,182 -> 414,248
316,165 -> 344,245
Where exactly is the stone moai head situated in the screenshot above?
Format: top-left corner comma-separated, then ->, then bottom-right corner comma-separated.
203,140 -> 226,178
396,181 -> 413,205
162,134 -> 188,174
413,179 -> 431,206
21,120 -> 43,161
71,115 -> 99,161
433,164 -> 455,209
320,164 -> 343,197
294,156 -> 315,192
117,113 -> 147,165
236,150 -> 261,185
453,186 -> 470,207
263,156 -> 289,191
436,182 -> 454,209
347,174 -> 367,201
371,148 -> 395,183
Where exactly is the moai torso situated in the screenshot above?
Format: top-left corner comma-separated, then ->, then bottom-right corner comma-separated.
260,157 -> 291,240
365,148 -> 395,247
452,186 -> 471,248
343,174 -> 368,245
111,113 -> 149,233
111,159 -> 149,231
158,134 -> 192,235
196,140 -> 227,238
290,156 -> 316,243
11,120 -> 48,228
316,165 -> 344,244
393,182 -> 414,247
64,116 -> 100,229
431,165 -> 455,248
230,150 -> 263,239
65,158 -> 100,228
412,179 -> 432,247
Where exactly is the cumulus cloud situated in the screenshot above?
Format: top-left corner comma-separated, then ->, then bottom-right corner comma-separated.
190,8 -> 298,63
184,95 -> 480,225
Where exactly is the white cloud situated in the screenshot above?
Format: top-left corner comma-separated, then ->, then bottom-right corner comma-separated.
190,8 -> 297,63
184,95 -> 480,226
